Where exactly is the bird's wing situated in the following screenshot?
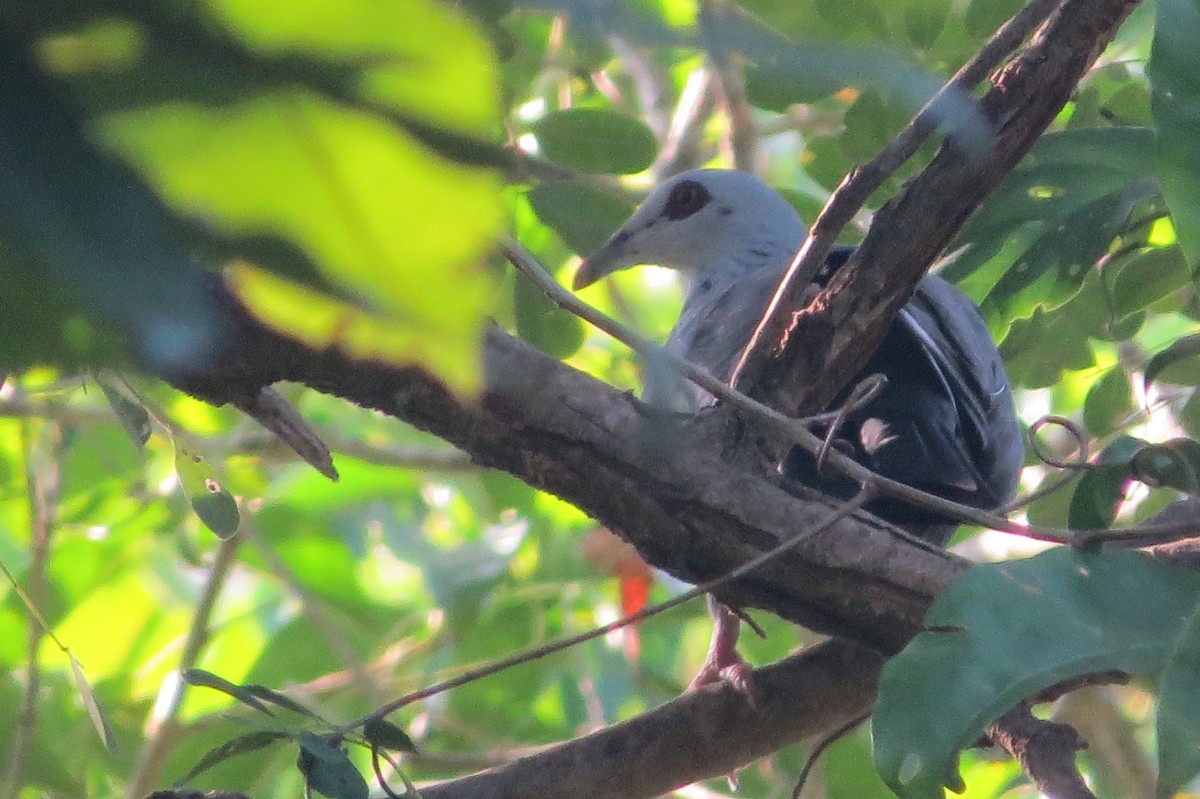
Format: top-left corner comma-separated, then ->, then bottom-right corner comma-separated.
895,274 -> 1022,506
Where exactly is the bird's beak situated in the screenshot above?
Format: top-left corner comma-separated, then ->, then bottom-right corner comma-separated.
573,231 -> 631,291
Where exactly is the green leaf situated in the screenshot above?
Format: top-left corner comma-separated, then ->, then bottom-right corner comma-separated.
1067,436 -> 1143,530
513,270 -> 585,359
69,653 -> 118,754
175,730 -> 291,785
526,181 -> 636,256
1157,599 -> 1200,795
946,127 -> 1156,294
1146,333 -> 1200,389
183,668 -> 275,716
532,109 -> 657,175
1150,0 -> 1200,263
242,683 -> 325,721
1111,245 -> 1190,319
94,375 -> 152,451
363,717 -> 418,753
1082,365 -> 1132,437
1131,438 -> 1200,494
297,732 -> 369,799
903,0 -> 951,49
174,443 -> 241,538
872,548 -> 1200,799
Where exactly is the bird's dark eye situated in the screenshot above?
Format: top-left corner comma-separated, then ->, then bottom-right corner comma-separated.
662,180 -> 712,221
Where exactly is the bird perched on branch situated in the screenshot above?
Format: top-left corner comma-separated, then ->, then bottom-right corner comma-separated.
573,168 -> 1023,691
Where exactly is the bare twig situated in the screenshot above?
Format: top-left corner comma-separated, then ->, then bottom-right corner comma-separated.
986,703 -> 1095,799
791,712 -> 870,799
1,419 -> 60,799
127,536 -> 241,799
699,0 -> 758,172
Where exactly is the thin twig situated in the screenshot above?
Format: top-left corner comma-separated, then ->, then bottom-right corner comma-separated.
699,0 -> 758,172
127,536 -> 242,799
334,491 -> 872,738
791,712 -> 870,799
1,419 -> 60,799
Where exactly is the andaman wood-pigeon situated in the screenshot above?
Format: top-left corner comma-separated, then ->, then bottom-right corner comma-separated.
573,168 -> 1023,689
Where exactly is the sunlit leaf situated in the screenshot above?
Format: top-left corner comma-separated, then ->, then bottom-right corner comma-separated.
69,653 -> 118,754
174,443 -> 240,538
873,548 -> 1200,799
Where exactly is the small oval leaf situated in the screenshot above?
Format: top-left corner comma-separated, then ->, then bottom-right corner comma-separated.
532,109 -> 657,175
175,730 -> 291,786
513,271 -> 585,359
527,181 -> 636,256
1145,333 -> 1200,389
363,717 -> 418,753
174,443 -> 240,538
297,733 -> 369,799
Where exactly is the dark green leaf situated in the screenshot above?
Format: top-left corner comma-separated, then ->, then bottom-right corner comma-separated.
1157,601 -> 1200,795
964,0 -> 1025,38
363,718 -> 418,753
1111,245 -> 1190,319
175,730 -> 291,785
873,548 -> 1200,799
183,668 -> 275,716
243,684 -> 324,721
95,375 -> 152,451
1067,436 -> 1143,530
174,443 -> 240,538
946,127 -> 1156,293
297,732 -> 369,799
532,109 -> 657,175
514,270 -> 585,359
1150,0 -> 1200,263
1131,438 -> 1200,494
1082,366 -> 1132,437
979,178 -> 1159,328
903,0 -> 951,49
1146,333 -> 1200,389
526,181 -> 636,256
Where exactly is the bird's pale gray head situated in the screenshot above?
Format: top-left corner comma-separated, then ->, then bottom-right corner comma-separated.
573,169 -> 807,290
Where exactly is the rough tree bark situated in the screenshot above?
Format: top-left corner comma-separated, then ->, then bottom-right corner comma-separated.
162,0 -> 1141,795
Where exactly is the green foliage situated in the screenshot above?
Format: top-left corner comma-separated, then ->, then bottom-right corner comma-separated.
4,1 -> 1200,798
874,549 -> 1200,798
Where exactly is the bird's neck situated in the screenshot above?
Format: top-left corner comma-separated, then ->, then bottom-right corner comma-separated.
679,219 -> 806,305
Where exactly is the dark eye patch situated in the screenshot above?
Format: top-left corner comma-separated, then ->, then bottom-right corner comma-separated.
662,179 -> 712,221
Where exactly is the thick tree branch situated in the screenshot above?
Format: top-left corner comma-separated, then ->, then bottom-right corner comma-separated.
731,0 -> 1140,431
415,641 -> 882,799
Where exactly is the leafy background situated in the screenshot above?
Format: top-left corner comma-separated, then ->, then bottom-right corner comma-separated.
3,0 -> 1200,798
